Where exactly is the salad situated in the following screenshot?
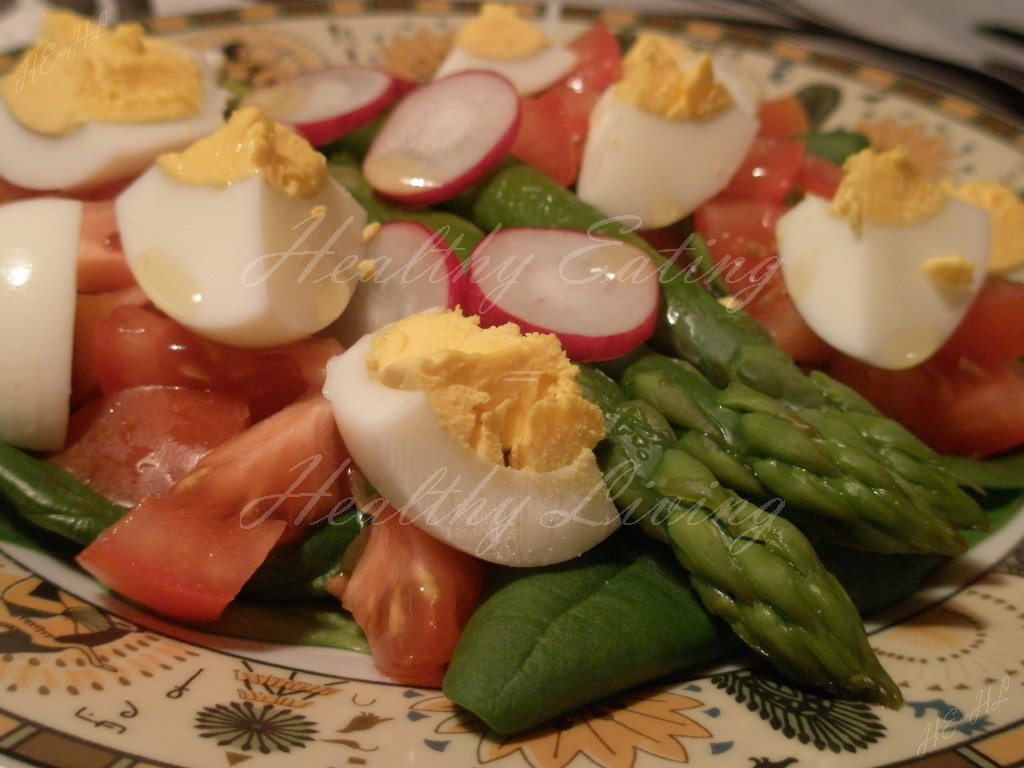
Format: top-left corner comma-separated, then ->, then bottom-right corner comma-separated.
1,3 -> 1024,746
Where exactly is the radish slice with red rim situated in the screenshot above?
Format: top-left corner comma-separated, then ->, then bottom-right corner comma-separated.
241,66 -> 399,147
462,228 -> 660,362
362,71 -> 520,206
325,221 -> 465,346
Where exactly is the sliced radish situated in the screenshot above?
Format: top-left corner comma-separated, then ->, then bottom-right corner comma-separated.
362,71 -> 520,206
326,221 -> 466,346
241,67 -> 399,147
462,228 -> 660,362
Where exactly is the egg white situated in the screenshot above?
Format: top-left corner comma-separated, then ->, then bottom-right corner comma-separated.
0,51 -> 228,192
116,168 -> 367,348
777,194 -> 990,370
432,44 -> 578,96
0,198 -> 81,450
323,321 -> 621,567
576,59 -> 759,230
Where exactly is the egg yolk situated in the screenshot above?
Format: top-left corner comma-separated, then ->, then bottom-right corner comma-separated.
922,255 -> 976,290
0,10 -> 204,137
943,180 -> 1024,273
366,310 -> 605,473
156,106 -> 326,199
614,34 -> 733,121
456,3 -> 550,60
830,147 -> 948,233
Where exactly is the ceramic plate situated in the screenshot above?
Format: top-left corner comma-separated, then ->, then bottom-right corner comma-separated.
1,4 -> 1024,767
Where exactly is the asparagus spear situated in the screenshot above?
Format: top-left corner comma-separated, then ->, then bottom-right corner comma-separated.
621,354 -> 971,554
653,447 -> 903,707
463,162 -> 985,533
598,394 -> 902,708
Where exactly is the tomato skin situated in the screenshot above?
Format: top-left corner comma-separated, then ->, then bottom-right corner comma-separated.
694,198 -> 786,294
94,305 -> 335,421
743,275 -> 833,367
78,199 -> 136,293
795,153 -> 843,200
0,177 -> 44,204
717,136 -> 806,203
52,386 -> 251,506
280,335 -> 347,392
508,23 -> 620,185
933,276 -> 1024,370
77,395 -> 353,623
71,286 -> 149,407
829,355 -> 1024,458
509,91 -> 585,186
756,96 -> 811,140
331,506 -> 486,687
559,23 -> 622,124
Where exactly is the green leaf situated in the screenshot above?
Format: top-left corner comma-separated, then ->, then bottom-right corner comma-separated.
211,599 -> 368,653
943,453 -> 1024,491
795,83 -> 842,128
243,513 -> 365,601
0,442 -> 126,546
442,530 -> 737,735
801,129 -> 870,165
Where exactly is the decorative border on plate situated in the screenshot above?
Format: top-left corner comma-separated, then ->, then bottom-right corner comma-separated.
0,708 -> 178,768
131,0 -> 1024,150
1,5 -> 1024,768
2,685 -> 1023,768
0,0 -> 1020,147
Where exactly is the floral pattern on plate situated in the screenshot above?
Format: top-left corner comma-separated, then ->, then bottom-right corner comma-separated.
1,4 -> 1023,768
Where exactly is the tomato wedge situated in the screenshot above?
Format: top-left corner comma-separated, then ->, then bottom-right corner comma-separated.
508,23 -> 621,185
52,386 -> 250,507
716,136 -> 806,203
756,96 -> 811,140
71,285 -> 149,407
694,197 -> 787,296
933,276 -> 1024,370
78,199 -> 136,293
795,153 -> 843,200
743,274 -> 832,367
829,355 -> 1024,458
330,503 -> 486,687
509,90 -> 586,186
94,305 -> 341,421
77,396 -> 353,623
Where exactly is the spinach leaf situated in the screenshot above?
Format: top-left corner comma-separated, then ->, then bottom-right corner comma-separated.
443,529 -> 737,735
0,442 -> 125,546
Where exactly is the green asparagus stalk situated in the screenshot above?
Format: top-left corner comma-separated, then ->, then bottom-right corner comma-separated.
621,354 -> 971,554
462,162 -> 985,533
597,395 -> 902,708
653,447 -> 902,707
328,153 -> 487,263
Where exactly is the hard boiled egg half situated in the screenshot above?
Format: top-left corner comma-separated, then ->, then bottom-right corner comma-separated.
576,33 -> 759,230
0,198 -> 81,450
116,107 -> 367,348
432,3 -> 578,96
323,309 -> 621,567
776,148 -> 990,370
0,11 -> 228,192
